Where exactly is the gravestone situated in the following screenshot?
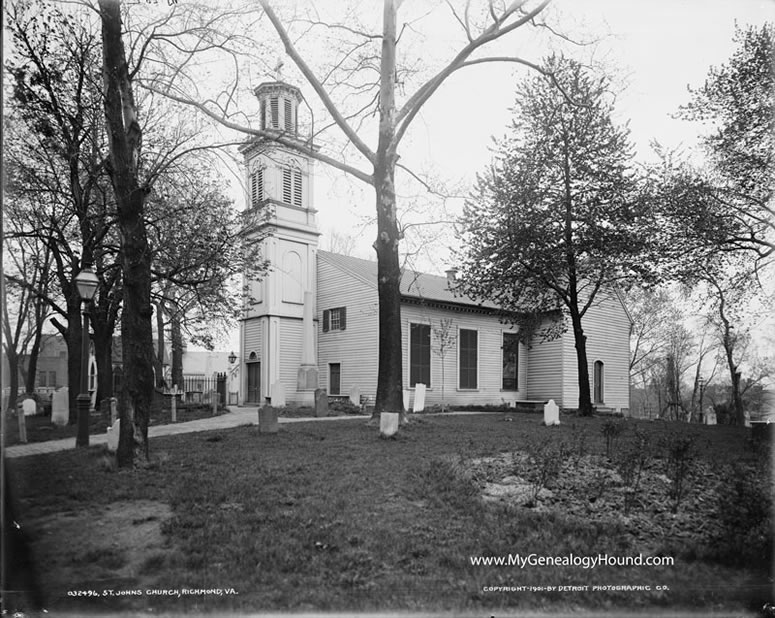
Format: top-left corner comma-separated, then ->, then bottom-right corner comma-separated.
106,419 -> 120,452
543,399 -> 560,426
380,412 -> 400,438
22,398 -> 37,417
704,406 -> 717,426
169,386 -> 179,423
403,390 -> 411,413
258,405 -> 279,434
744,411 -> 751,428
51,387 -> 69,427
314,388 -> 329,418
349,385 -> 361,407
413,383 -> 427,413
270,382 -> 286,408
110,397 -> 118,425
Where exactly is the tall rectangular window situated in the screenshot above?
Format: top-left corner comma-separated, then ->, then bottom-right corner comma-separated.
329,363 -> 341,395
459,329 -> 478,389
410,323 -> 431,387
502,332 -> 519,390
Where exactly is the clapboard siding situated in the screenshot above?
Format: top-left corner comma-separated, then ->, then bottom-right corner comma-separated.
527,334 -> 565,405
401,305 -> 527,407
243,319 -> 263,357
557,291 -> 631,411
279,319 -> 305,402
317,254 -> 380,402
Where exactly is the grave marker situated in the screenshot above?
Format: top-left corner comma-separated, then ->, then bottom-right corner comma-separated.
413,383 -> 427,413
22,398 -> 37,417
380,412 -> 399,437
543,399 -> 560,426
349,385 -> 361,407
51,387 -> 69,427
403,390 -> 411,413
258,405 -> 279,433
704,406 -> 716,426
314,388 -> 329,418
107,419 -> 120,452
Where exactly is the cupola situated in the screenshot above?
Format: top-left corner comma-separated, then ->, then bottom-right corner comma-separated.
254,81 -> 302,136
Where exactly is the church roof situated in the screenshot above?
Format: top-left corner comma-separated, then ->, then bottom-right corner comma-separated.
317,250 -> 500,311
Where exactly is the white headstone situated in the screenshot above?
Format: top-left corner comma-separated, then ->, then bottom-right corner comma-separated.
744,411 -> 751,428
106,419 -> 120,453
22,398 -> 37,417
704,407 -> 717,425
380,412 -> 399,437
270,381 -> 286,408
403,390 -> 411,412
349,385 -> 361,407
543,399 -> 560,426
51,387 -> 69,426
413,384 -> 427,413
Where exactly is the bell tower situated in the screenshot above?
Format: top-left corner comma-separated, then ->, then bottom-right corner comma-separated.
239,80 -> 319,406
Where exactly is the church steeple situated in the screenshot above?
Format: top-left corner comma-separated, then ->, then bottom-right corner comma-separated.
239,77 -> 319,407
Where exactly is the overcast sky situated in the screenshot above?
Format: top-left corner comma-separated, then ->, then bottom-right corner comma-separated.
307,0 -> 772,269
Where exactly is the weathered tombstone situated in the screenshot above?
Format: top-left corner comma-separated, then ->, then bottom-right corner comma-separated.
543,399 -> 560,426
270,382 -> 286,408
413,383 -> 427,413
744,411 -> 751,428
403,390 -> 411,413
258,405 -> 279,434
314,388 -> 329,418
704,406 -> 717,426
349,385 -> 361,407
51,387 -> 69,427
380,412 -> 400,438
110,397 -> 118,425
212,389 -> 218,415
22,398 -> 37,417
106,419 -> 120,452
169,385 -> 178,423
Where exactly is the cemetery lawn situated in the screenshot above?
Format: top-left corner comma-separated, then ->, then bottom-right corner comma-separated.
7,413 -> 771,615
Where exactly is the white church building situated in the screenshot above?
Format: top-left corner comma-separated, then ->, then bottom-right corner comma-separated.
237,80 -> 632,413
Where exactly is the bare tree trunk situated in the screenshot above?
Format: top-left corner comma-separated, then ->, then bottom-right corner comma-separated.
100,0 -> 154,466
372,0 -> 405,420
170,308 -> 184,391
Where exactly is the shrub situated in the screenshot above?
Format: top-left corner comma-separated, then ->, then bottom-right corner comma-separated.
518,437 -> 570,507
661,431 -> 697,513
601,419 -> 625,458
712,460 -> 773,569
328,399 -> 364,415
612,428 -> 652,515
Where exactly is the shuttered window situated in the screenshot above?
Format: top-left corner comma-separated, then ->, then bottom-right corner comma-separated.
502,332 -> 519,390
282,166 -> 303,207
410,323 -> 431,388
250,168 -> 264,207
459,329 -> 478,389
284,97 -> 293,132
322,307 -> 347,332
270,96 -> 279,128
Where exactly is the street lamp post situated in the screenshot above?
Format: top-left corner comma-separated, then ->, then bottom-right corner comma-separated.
75,264 -> 99,447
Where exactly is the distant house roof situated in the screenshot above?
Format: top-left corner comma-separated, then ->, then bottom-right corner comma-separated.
317,250 -> 500,311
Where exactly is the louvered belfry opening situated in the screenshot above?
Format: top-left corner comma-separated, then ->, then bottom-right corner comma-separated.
255,81 -> 301,136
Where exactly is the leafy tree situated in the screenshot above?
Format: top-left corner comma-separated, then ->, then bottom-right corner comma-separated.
456,56 -> 652,416
660,23 -> 774,266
